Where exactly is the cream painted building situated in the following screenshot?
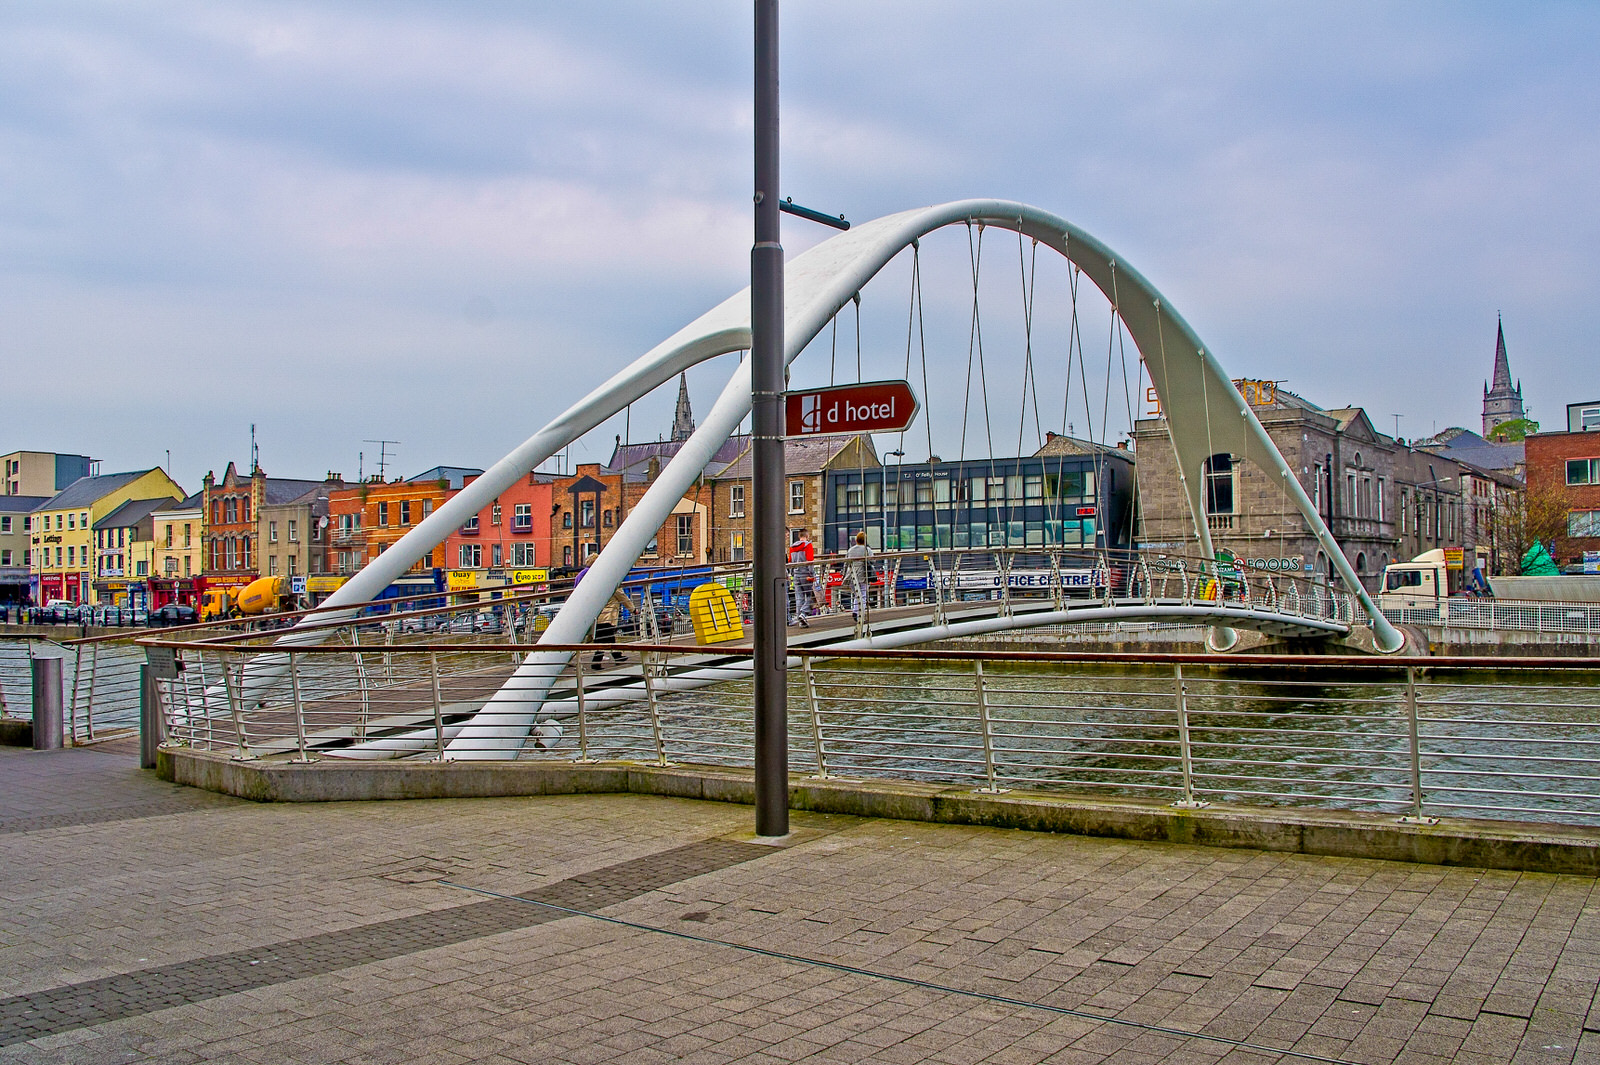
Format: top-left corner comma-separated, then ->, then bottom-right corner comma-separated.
152,493 -> 205,606
31,469 -> 185,604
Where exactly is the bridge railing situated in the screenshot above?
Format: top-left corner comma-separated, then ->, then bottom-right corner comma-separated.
1382,597 -> 1600,636
144,636 -> 1599,828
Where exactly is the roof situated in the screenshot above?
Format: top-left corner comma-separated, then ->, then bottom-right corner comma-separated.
408,466 -> 483,490
99,497 -> 172,528
605,435 -> 749,483
261,478 -> 330,505
0,495 -> 48,513
1415,427 -> 1524,473
712,434 -> 875,480
1033,432 -> 1134,460
41,470 -> 154,511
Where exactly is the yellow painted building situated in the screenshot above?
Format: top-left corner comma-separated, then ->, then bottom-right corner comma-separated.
31,468 -> 185,604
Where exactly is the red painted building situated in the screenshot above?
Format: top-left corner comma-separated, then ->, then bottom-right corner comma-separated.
439,471 -> 556,595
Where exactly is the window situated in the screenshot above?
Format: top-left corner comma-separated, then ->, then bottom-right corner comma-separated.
583,541 -> 598,560
1567,459 -> 1600,485
461,515 -> 480,534
511,543 -> 536,566
67,545 -> 75,566
562,511 -> 572,529
239,498 -> 248,523
730,485 -> 745,518
67,512 -> 75,530
55,546 -> 63,567
422,499 -> 433,518
1204,454 -> 1235,514
164,523 -> 173,548
1377,478 -> 1386,523
377,502 -> 389,527
789,481 -> 804,513
212,500 -> 220,524
580,500 -> 595,527
269,520 -> 278,543
183,556 -> 191,577
136,560 -> 147,577
602,508 -> 612,527
268,555 -> 278,576
0,516 -> 8,534
288,555 -> 297,576
399,501 -> 411,526
1580,405 -> 1600,432
563,545 -> 573,566
676,515 -> 693,556
459,543 -> 481,567
288,520 -> 298,542
492,543 -> 502,567
0,550 -> 9,565
513,503 -> 532,531
241,536 -> 251,569
491,503 -> 501,526
731,531 -> 745,561
1569,511 -> 1600,537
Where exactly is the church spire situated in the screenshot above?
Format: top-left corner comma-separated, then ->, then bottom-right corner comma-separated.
1489,315 -> 1514,393
1482,314 -> 1526,437
670,372 -> 696,442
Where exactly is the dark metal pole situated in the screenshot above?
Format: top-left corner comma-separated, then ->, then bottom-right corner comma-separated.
751,0 -> 789,836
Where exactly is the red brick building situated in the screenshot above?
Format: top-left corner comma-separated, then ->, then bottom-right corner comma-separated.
1526,400 -> 1600,568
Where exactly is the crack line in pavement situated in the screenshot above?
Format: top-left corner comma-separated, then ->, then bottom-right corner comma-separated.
442,879 -> 1363,1065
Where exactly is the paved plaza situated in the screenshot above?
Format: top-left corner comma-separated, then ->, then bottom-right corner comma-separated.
1,741 -> 1598,1064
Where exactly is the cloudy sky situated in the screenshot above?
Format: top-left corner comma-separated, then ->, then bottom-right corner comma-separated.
3,1 -> 1597,493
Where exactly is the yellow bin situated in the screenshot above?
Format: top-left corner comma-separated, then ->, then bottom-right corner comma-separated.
688,583 -> 745,645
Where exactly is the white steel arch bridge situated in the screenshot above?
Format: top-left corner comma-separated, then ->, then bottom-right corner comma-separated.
242,200 -> 1404,759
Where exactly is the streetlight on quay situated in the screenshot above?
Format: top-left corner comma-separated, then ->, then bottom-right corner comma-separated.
750,0 -> 788,837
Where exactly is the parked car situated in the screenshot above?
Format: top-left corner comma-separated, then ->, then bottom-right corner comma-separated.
148,603 -> 200,627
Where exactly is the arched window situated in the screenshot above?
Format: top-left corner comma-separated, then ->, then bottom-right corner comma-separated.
1203,454 -> 1234,514
1356,551 -> 1367,574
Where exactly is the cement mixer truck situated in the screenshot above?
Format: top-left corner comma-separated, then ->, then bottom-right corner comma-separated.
199,576 -> 297,621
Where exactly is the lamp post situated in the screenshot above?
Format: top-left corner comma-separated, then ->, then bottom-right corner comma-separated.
750,0 -> 788,836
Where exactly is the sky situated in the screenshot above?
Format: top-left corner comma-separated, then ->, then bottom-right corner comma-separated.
4,1 -> 1598,496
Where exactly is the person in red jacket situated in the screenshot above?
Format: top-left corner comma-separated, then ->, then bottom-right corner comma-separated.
787,532 -> 815,625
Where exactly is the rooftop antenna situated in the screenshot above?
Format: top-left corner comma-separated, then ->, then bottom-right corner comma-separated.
364,439 -> 400,481
358,451 -> 364,482
250,424 -> 259,473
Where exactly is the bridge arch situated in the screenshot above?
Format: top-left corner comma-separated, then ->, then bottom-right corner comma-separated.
276,200 -> 1400,755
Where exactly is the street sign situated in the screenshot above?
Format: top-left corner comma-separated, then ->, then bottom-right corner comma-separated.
785,380 -> 920,436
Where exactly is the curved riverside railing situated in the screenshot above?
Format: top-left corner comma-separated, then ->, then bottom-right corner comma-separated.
145,632 -> 1600,828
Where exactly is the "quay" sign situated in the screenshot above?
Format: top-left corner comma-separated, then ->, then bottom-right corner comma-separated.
785,380 -> 920,436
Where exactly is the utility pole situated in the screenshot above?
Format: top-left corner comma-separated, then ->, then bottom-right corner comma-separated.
751,0 -> 788,837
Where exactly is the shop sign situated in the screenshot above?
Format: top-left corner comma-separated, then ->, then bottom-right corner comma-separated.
305,576 -> 347,593
511,569 -> 549,585
290,576 -> 307,595
446,569 -> 478,591
785,380 -> 919,436
1584,550 -> 1599,575
1444,547 -> 1464,571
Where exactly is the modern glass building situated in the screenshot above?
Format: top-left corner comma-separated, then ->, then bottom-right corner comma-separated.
821,440 -> 1136,554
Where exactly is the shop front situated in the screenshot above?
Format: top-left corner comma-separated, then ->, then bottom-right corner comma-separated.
304,574 -> 348,607
149,577 -> 201,608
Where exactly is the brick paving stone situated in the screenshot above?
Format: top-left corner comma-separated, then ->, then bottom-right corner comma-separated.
4,745 -> 1600,1063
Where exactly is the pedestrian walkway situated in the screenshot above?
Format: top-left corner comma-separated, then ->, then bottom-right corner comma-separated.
1,743 -> 1596,1064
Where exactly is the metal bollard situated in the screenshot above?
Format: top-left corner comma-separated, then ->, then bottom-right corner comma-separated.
140,665 -> 165,769
32,656 -> 64,750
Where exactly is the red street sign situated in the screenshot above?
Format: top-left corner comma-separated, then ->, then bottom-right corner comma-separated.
785,379 -> 920,436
